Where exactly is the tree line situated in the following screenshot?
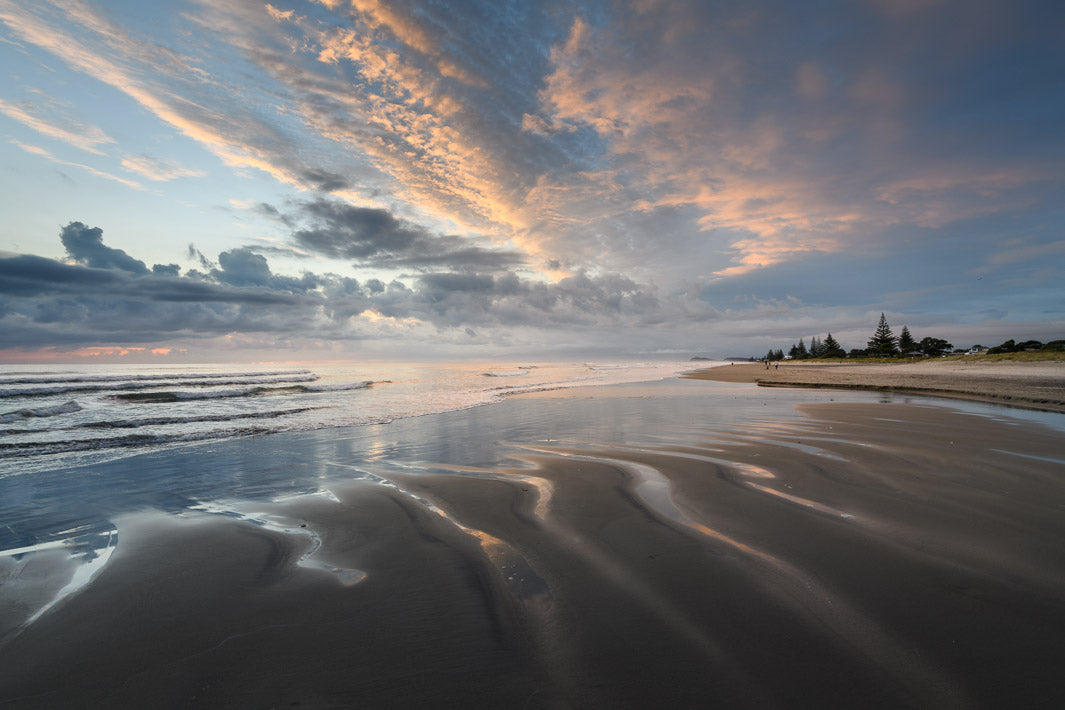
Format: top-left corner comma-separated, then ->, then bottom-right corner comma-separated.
764,313 -> 1063,361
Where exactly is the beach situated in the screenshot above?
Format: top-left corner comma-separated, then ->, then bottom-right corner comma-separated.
2,369 -> 1065,707
687,359 -> 1065,413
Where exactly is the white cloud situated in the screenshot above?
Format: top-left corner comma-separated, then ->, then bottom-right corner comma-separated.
121,155 -> 206,182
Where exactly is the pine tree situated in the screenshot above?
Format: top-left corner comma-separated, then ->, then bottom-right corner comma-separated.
867,313 -> 898,356
810,335 -> 823,357
797,338 -> 808,358
898,326 -> 916,354
822,333 -> 845,358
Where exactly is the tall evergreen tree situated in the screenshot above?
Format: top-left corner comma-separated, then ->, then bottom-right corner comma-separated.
797,338 -> 808,357
898,326 -> 917,354
810,335 -> 823,357
867,313 -> 898,356
822,333 -> 845,358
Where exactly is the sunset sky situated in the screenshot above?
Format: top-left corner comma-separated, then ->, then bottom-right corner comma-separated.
1,0 -> 1063,362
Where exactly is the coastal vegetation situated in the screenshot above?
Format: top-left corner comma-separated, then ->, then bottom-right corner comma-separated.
763,314 -> 1064,362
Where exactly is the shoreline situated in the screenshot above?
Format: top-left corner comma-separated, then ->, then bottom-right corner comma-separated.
684,360 -> 1065,413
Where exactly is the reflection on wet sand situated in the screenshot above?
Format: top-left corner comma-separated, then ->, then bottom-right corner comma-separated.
3,399 -> 1065,707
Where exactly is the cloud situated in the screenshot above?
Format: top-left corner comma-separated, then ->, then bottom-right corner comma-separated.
0,220 -> 679,353
3,216 -> 1060,359
0,96 -> 114,154
152,263 -> 181,276
281,197 -> 526,271
120,155 -> 206,181
297,167 -> 351,193
0,0 -> 382,199
60,221 -> 148,274
186,244 -> 214,270
522,1 -> 1065,281
10,140 -> 143,190
0,254 -> 119,296
210,247 -> 319,291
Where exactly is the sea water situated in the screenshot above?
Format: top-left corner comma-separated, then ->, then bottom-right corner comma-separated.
0,360 -> 704,478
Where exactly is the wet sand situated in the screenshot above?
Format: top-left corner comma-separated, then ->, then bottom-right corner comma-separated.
687,359 -> 1065,412
2,386 -> 1065,707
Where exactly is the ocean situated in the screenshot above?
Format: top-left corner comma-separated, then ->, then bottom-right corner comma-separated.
0,359 -> 703,478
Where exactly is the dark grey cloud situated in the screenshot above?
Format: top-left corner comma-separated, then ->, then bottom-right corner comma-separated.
9,216 -> 711,355
0,252 -> 298,307
214,248 -> 272,287
253,202 -> 295,228
186,243 -> 214,269
1,221 -> 675,351
284,198 -> 526,272
394,268 -> 663,329
298,168 -> 350,193
60,221 -> 148,274
0,255 -> 118,296
210,247 -> 319,292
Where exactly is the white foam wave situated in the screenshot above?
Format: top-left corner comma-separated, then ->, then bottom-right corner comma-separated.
71,407 -> 319,430
302,381 -> 374,392
111,380 -> 371,402
0,427 -> 273,459
583,362 -> 630,370
0,400 -> 82,423
0,374 -> 319,399
0,370 -> 312,386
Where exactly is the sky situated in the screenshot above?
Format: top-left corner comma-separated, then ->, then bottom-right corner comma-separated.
1,0 -> 1063,363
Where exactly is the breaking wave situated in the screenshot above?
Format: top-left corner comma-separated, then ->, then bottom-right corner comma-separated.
1,407 -> 324,433
0,370 -> 312,386
0,374 -> 320,399
0,366 -> 379,473
0,401 -> 82,424
112,381 -> 373,403
0,428 -> 274,459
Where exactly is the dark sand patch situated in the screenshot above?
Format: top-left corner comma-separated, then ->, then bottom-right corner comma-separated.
0,486 -> 545,708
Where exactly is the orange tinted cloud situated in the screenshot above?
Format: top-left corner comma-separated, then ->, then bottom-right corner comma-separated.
0,1 -> 345,193
268,8 -> 539,254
